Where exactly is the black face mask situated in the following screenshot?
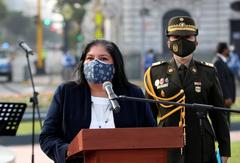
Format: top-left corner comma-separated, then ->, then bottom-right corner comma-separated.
169,39 -> 196,57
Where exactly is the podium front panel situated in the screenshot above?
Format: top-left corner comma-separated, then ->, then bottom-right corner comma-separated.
85,149 -> 167,163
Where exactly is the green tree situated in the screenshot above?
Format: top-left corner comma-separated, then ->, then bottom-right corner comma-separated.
1,11 -> 61,46
0,0 -> 8,42
55,0 -> 90,51
0,0 -> 7,20
56,0 -> 90,8
3,12 -> 36,44
55,0 -> 90,23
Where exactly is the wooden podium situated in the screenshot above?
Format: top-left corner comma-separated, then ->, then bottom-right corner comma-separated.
67,127 -> 183,163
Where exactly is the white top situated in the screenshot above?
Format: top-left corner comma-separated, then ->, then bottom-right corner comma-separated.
89,96 -> 115,129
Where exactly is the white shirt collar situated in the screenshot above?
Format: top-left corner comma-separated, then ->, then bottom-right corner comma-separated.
217,53 -> 228,63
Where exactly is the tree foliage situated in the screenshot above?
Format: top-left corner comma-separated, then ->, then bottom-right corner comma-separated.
55,0 -> 90,23
56,0 -> 90,6
0,1 -> 61,46
4,12 -> 33,36
55,0 -> 90,50
0,0 -> 7,20
2,12 -> 36,44
1,12 -> 60,46
0,2 -> 35,44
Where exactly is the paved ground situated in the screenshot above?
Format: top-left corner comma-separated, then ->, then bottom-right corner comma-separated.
0,135 -> 53,163
6,144 -> 53,163
0,130 -> 239,163
230,130 -> 240,141
1,75 -> 240,162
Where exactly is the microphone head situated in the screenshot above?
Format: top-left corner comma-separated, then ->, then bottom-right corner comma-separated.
103,81 -> 112,89
18,40 -> 28,49
18,40 -> 34,55
112,106 -> 120,113
18,40 -> 24,46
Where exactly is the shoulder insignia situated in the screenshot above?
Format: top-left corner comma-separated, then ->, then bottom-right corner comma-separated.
199,61 -> 214,68
152,61 -> 166,67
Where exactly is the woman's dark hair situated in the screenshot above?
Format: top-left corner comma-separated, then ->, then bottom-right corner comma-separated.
74,39 -> 132,92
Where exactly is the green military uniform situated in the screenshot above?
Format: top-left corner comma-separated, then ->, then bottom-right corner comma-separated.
145,59 -> 230,163
145,15 -> 230,163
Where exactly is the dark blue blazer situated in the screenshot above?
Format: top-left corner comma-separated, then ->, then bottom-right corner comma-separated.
213,56 -> 236,102
39,81 -> 156,163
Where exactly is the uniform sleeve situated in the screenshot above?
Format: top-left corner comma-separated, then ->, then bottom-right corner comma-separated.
144,68 -> 159,121
135,87 -> 156,127
208,68 -> 231,157
39,85 -> 68,163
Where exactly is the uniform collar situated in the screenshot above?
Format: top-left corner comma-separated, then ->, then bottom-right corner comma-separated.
164,59 -> 199,89
168,59 -> 197,73
188,60 -> 198,74
174,59 -> 191,68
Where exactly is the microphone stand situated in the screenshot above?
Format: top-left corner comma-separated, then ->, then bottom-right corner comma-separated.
24,49 -> 43,163
117,95 -> 240,163
196,111 -> 205,163
117,95 -> 240,113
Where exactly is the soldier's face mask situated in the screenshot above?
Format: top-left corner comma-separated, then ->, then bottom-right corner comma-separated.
169,38 -> 196,57
84,59 -> 115,84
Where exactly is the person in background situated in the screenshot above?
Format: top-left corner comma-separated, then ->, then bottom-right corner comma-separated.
144,48 -> 155,72
39,39 -> 156,163
227,45 -> 240,81
212,42 -> 236,124
61,51 -> 76,81
144,16 -> 230,163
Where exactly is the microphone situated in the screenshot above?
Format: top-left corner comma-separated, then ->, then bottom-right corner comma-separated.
103,81 -> 120,113
18,41 -> 34,55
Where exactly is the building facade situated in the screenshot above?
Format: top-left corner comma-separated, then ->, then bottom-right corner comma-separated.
83,0 -> 240,78
83,0 -> 240,53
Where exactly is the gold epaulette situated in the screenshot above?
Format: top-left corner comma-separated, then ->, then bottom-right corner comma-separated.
199,61 -> 214,68
152,61 -> 166,67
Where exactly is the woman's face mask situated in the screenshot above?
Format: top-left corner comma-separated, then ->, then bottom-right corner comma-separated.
169,38 -> 196,57
84,59 -> 115,84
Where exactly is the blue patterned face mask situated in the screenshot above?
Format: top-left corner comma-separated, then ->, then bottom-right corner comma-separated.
84,59 -> 115,84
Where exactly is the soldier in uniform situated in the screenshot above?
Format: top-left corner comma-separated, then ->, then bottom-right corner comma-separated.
144,16 -> 230,163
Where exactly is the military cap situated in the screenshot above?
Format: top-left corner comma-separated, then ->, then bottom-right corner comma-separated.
166,16 -> 198,36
